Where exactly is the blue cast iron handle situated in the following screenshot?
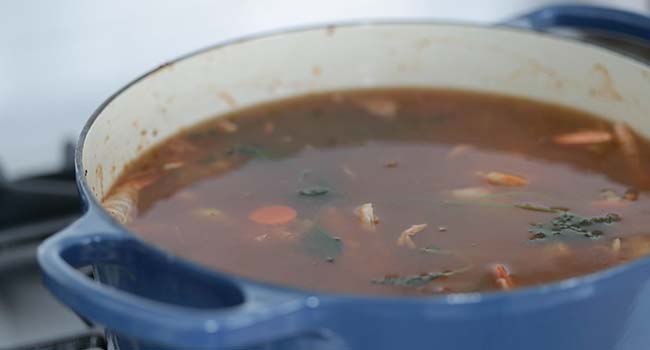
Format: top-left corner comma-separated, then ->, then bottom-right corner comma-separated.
37,210 -> 319,349
504,4 -> 650,43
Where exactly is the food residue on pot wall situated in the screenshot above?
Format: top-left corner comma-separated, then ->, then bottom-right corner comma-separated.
218,91 -> 238,108
95,165 -> 104,198
589,63 -> 623,101
507,59 -> 565,89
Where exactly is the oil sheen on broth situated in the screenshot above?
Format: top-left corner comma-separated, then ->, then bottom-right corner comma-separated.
103,88 -> 650,296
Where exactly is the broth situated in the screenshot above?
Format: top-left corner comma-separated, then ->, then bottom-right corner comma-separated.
103,88 -> 650,296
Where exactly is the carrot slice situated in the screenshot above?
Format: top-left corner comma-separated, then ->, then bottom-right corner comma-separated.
249,205 -> 297,225
481,171 -> 529,187
553,130 -> 612,145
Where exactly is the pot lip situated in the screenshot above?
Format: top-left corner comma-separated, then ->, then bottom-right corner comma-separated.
75,19 -> 650,306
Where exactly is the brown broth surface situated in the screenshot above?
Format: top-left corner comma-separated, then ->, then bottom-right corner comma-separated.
104,89 -> 650,296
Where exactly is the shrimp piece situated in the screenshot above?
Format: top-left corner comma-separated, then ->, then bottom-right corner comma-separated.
397,224 -> 428,249
494,264 -> 514,290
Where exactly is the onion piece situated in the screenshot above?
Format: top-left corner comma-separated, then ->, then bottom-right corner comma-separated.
354,203 -> 379,230
449,187 -> 492,200
102,175 -> 156,225
447,144 -> 473,159
354,97 -> 398,120
614,122 -> 638,160
612,238 -> 622,253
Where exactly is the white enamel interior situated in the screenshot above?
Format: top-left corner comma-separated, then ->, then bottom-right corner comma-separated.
82,23 -> 650,200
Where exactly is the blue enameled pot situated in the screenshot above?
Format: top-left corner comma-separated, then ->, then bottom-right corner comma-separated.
38,5 -> 650,350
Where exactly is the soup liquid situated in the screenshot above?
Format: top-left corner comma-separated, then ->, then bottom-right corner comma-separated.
104,89 -> 650,296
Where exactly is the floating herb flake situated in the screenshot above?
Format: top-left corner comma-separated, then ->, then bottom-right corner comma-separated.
298,170 -> 337,199
298,186 -> 330,197
227,144 -> 275,159
420,245 -> 453,255
514,203 -> 559,213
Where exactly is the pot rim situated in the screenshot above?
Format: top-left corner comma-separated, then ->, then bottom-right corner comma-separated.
75,19 -> 650,305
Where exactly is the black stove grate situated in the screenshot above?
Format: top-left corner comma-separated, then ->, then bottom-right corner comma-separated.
9,331 -> 106,350
0,144 -> 105,350
0,143 -> 81,250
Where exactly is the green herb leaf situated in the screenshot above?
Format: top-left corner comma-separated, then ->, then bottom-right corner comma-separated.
443,200 -> 513,209
372,271 -> 453,287
197,153 -> 219,165
185,128 -> 219,142
528,212 -> 621,241
420,245 -> 453,255
298,186 -> 330,197
301,226 -> 342,262
298,170 -> 338,200
228,144 -> 275,159
514,203 -> 559,213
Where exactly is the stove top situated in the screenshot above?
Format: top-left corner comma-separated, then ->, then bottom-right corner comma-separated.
0,12 -> 648,350
0,144 -> 105,350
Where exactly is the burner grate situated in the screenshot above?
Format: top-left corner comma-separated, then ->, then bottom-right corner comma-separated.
8,331 -> 106,350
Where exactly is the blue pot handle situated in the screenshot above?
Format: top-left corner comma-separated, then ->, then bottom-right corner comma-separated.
37,211 -> 319,349
504,4 -> 650,42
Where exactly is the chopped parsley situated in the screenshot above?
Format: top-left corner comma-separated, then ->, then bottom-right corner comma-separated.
528,212 -> 621,241
372,271 -> 455,287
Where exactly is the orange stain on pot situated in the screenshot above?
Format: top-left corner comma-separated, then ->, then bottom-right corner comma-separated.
95,165 -> 104,197
414,38 -> 431,50
589,63 -> 623,101
218,92 -> 237,108
642,70 -> 650,82
507,59 -> 565,89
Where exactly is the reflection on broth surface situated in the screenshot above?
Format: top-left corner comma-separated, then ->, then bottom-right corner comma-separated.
103,88 -> 650,296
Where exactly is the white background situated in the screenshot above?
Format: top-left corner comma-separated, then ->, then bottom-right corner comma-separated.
1,0 -> 647,179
